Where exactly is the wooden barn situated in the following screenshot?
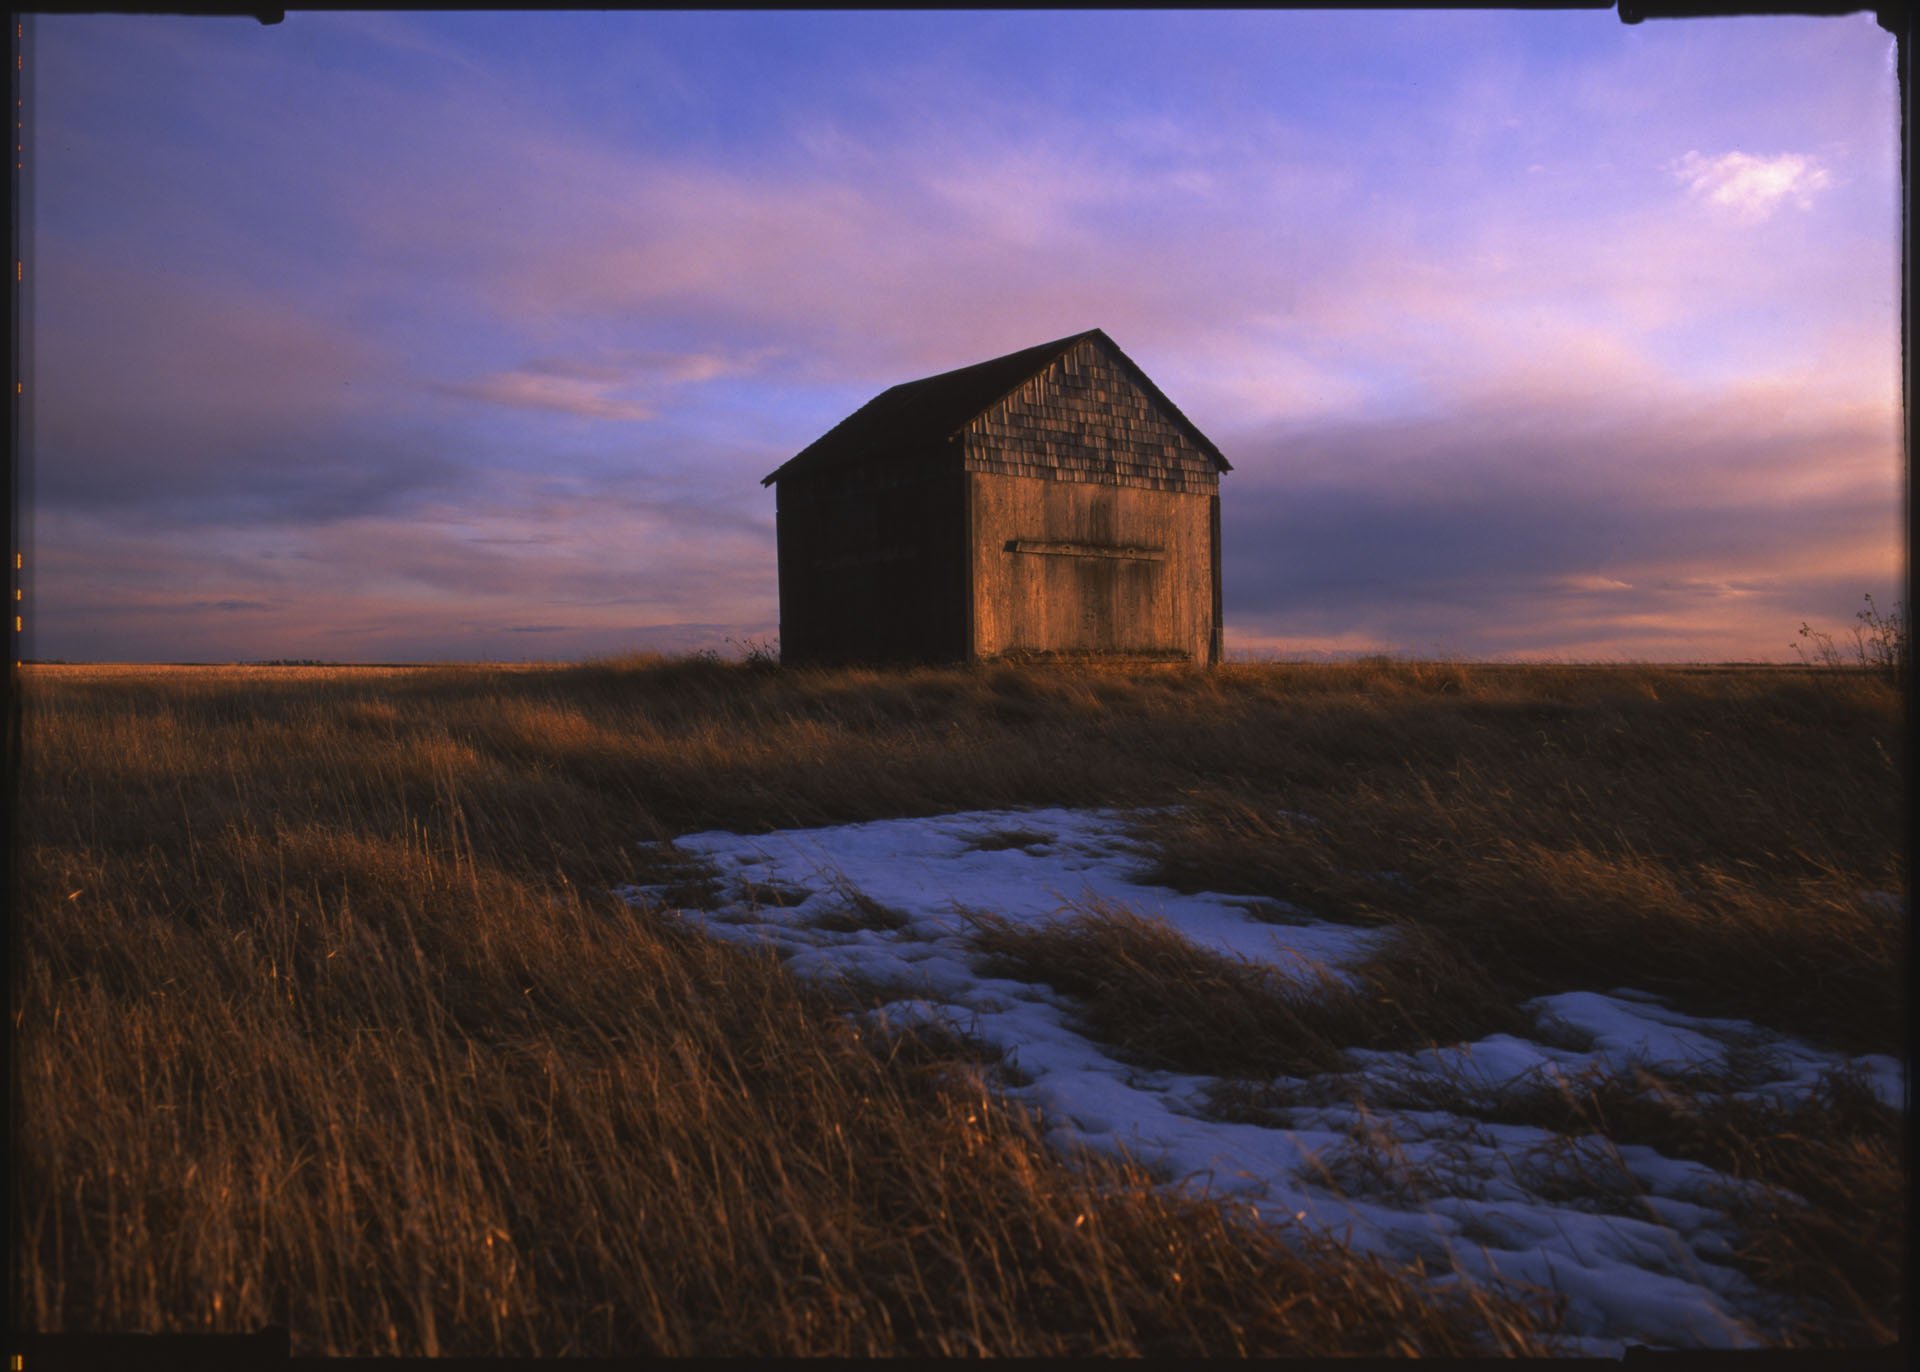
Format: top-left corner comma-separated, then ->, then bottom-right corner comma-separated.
762,329 -> 1230,666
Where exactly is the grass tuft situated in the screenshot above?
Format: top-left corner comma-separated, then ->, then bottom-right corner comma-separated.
963,898 -> 1533,1081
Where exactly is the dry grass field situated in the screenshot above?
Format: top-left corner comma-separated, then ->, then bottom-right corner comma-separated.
11,655 -> 1907,1356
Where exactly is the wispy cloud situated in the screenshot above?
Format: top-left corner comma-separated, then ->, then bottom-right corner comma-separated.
431,346 -> 778,420
28,468 -> 782,663
1670,150 -> 1834,221
1219,374 -> 1901,662
433,371 -> 657,421
1558,575 -> 1634,594
311,10 -> 494,77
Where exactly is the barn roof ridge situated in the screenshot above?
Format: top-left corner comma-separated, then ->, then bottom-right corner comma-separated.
760,329 -> 1229,486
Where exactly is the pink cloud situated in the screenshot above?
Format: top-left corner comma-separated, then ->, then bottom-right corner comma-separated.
277,40 -> 1892,459
28,473 -> 782,663
433,371 -> 657,421
427,345 -> 781,421
36,252 -> 386,431
1557,574 -> 1635,593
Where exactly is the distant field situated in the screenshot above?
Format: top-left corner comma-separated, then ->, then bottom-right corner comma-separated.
13,656 -> 1906,1355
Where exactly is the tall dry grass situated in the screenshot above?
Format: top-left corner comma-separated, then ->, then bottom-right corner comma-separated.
12,655 -> 1904,1353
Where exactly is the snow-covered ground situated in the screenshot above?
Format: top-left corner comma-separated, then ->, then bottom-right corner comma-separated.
614,806 -> 1904,1354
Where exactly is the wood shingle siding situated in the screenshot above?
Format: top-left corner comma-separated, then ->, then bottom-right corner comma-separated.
961,339 -> 1217,495
763,330 -> 1228,666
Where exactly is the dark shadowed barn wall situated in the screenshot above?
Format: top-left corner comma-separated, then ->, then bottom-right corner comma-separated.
772,459 -> 969,664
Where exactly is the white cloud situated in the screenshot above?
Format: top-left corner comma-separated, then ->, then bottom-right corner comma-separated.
1670,150 -> 1833,221
1560,574 -> 1634,593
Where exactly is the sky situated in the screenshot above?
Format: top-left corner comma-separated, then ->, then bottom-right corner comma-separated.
18,9 -> 1905,663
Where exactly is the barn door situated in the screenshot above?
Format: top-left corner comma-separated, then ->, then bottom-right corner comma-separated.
1002,539 -> 1172,655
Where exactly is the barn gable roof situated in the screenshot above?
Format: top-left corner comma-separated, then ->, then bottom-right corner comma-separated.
761,329 -> 1230,486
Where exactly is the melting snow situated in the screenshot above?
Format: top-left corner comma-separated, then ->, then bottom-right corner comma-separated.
614,806 -> 1905,1355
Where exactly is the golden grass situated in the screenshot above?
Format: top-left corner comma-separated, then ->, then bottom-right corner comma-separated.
13,656 -> 1904,1353
963,899 -> 1525,1081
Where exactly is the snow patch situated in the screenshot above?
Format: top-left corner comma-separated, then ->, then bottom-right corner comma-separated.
615,806 -> 1903,1353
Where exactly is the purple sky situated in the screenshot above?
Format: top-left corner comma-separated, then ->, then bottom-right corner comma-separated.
21,10 -> 1904,662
